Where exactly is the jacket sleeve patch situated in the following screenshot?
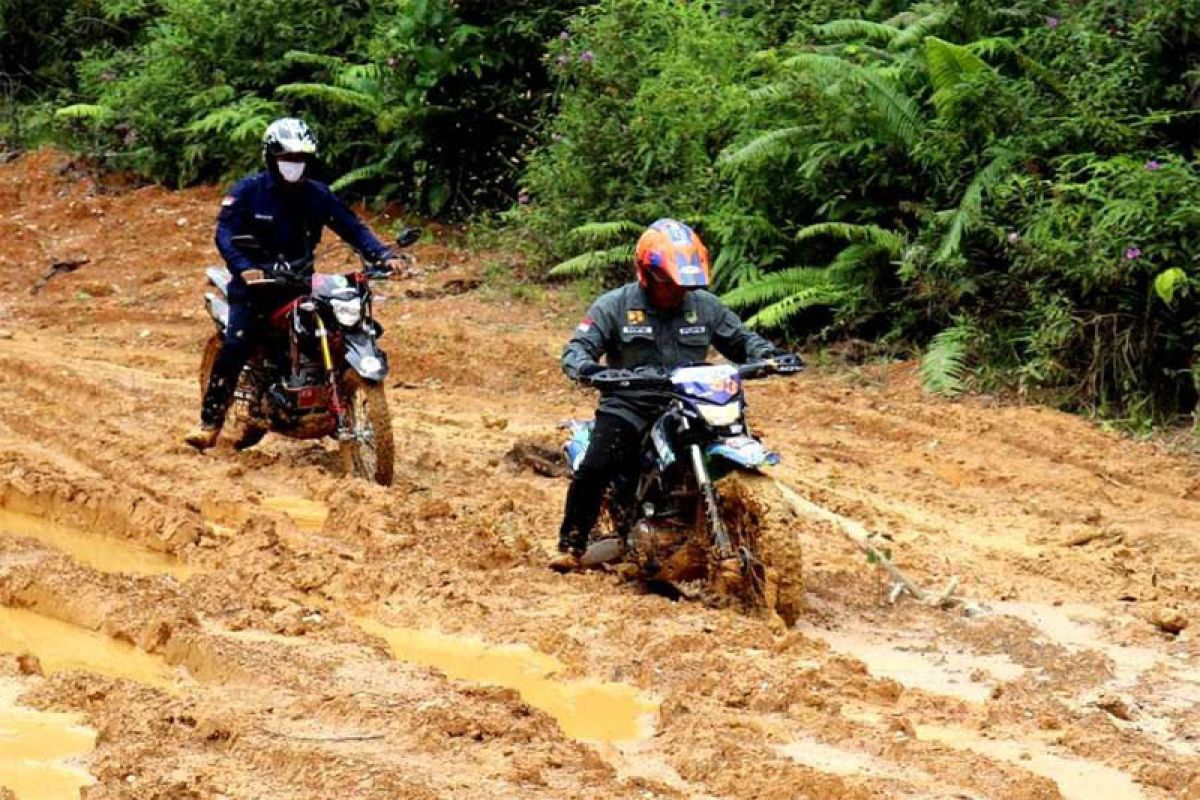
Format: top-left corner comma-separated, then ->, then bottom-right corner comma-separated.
576,316 -> 594,333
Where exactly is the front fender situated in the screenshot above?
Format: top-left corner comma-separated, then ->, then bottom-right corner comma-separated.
706,436 -> 779,471
343,331 -> 389,380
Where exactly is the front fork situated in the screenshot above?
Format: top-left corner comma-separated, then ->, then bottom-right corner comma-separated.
681,413 -> 738,562
312,315 -> 350,439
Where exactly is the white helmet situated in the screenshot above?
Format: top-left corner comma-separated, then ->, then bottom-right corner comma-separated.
262,117 -> 317,160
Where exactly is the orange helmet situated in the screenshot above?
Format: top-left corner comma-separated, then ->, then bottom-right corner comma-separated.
634,219 -> 710,309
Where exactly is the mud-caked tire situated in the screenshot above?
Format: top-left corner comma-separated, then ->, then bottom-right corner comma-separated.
340,372 -> 394,486
716,472 -> 805,626
198,333 -> 266,450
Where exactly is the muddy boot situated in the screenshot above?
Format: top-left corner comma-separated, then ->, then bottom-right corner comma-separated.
184,422 -> 221,450
549,529 -> 586,573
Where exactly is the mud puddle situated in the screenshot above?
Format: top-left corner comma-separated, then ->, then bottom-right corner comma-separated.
916,723 -> 1145,800
358,618 -> 657,744
0,509 -> 193,579
0,607 -> 175,689
261,496 -> 327,532
803,625 -> 1024,703
0,680 -> 95,800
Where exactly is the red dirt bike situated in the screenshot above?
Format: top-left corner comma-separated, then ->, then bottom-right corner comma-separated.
198,229 -> 419,485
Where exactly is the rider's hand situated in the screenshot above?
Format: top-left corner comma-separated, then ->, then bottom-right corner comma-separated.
382,257 -> 410,276
772,353 -> 805,373
632,365 -> 666,378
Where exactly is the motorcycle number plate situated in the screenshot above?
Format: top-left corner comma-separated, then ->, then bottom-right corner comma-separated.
296,386 -> 327,409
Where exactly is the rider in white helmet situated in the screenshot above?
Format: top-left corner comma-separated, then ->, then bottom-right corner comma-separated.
185,117 -> 405,449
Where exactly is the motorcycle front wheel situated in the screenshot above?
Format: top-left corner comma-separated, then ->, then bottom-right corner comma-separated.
339,372 -> 394,486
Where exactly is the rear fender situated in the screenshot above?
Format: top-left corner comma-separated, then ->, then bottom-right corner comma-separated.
343,330 -> 388,380
204,292 -> 229,330
206,266 -> 233,296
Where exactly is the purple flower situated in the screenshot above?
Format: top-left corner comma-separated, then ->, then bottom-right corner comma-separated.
580,50 -> 594,64
559,30 -> 570,41
517,190 -> 530,205
1125,247 -> 1142,260
1046,15 -> 1060,29
1007,231 -> 1021,245
1145,159 -> 1161,171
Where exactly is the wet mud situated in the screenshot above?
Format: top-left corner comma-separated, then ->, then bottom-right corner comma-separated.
0,149 -> 1197,798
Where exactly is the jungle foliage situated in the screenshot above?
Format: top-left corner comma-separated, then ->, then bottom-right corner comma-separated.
2,0 -> 1199,423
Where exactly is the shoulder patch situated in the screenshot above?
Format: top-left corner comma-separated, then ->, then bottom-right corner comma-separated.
221,195 -> 236,208
576,316 -> 594,333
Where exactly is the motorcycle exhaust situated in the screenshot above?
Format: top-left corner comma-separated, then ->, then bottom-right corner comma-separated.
580,537 -> 624,567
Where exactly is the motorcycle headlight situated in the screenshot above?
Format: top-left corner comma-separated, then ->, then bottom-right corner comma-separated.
330,297 -> 363,326
698,402 -> 741,427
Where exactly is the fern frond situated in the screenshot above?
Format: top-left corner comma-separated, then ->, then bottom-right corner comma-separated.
796,222 -> 906,256
748,286 -> 854,328
724,266 -> 837,308
56,103 -> 112,120
814,18 -> 901,45
274,83 -> 379,113
781,53 -> 922,147
331,160 -> 392,191
719,126 -> 808,168
936,149 -> 1017,262
283,50 -> 346,70
924,36 -> 992,117
920,323 -> 973,396
567,220 -> 641,247
889,6 -> 952,50
549,245 -> 635,277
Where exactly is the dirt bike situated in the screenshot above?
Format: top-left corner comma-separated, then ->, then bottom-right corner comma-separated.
198,228 -> 419,486
564,358 -> 805,627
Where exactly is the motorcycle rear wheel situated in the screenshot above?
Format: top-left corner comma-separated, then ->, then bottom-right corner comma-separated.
198,333 -> 266,450
339,372 -> 394,486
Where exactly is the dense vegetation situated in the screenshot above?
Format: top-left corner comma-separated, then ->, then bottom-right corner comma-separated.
3,0 -> 1199,425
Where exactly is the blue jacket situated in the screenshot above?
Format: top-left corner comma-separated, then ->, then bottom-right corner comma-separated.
215,171 -> 393,302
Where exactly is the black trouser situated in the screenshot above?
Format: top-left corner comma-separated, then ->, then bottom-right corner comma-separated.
200,302 -> 264,426
559,412 -> 644,547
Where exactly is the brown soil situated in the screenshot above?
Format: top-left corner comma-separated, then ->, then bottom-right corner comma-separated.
1,148 -> 1198,799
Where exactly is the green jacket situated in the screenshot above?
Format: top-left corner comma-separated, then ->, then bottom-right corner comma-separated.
562,283 -> 781,426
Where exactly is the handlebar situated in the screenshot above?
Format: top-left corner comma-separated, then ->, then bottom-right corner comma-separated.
581,357 -> 803,391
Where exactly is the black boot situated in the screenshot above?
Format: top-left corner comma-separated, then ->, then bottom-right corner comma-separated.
549,528 -> 586,572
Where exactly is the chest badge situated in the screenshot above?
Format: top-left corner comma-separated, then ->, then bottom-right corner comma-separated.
684,309 -> 699,324
627,309 -> 646,324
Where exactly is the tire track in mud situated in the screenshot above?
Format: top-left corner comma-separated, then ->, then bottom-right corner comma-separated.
1,150 -> 1198,798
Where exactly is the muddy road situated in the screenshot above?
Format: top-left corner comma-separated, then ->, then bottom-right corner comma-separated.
0,150 -> 1197,799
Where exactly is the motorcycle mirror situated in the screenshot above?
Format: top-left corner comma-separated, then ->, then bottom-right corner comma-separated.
394,227 -> 422,248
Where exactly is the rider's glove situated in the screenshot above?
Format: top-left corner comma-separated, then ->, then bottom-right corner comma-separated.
575,361 -> 605,383
773,352 -> 805,373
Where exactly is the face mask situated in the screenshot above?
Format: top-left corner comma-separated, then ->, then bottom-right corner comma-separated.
278,160 -> 306,183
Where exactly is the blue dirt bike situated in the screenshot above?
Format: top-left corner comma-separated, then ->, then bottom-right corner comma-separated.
564,358 -> 805,626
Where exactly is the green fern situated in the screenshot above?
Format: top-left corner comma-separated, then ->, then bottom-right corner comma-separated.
55,103 -> 112,120
549,245 -> 635,277
924,36 -> 992,117
274,83 -> 380,113
568,220 -> 641,247
888,6 -> 952,51
920,323 -> 973,396
935,149 -> 1016,262
814,19 -> 901,45
331,160 -> 392,191
718,126 -> 809,168
780,53 -> 923,148
796,222 -> 907,256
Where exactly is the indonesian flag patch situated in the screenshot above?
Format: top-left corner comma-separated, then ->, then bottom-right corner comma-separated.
576,316 -> 594,333
220,195 -> 236,208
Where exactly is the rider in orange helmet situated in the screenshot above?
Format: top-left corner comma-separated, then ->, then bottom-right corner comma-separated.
554,218 -> 801,570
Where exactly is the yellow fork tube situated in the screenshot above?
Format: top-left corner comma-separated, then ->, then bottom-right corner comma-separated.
315,316 -> 335,371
